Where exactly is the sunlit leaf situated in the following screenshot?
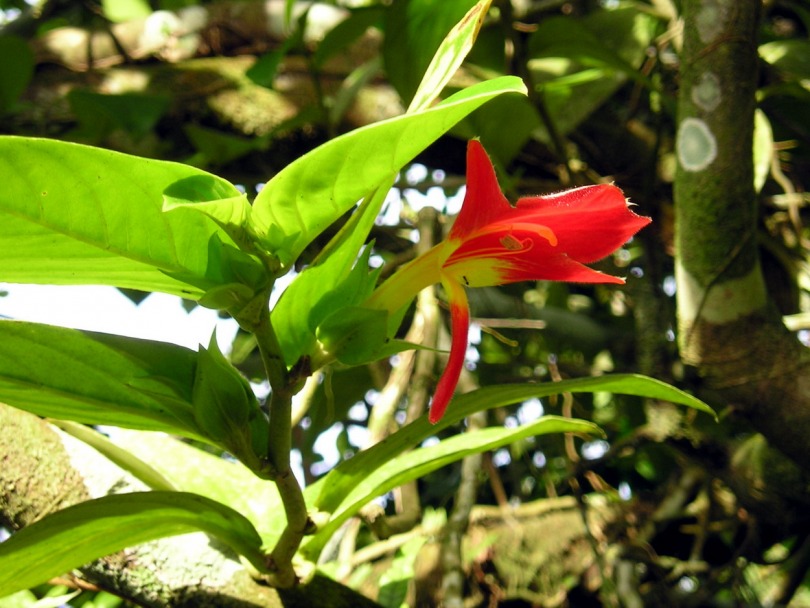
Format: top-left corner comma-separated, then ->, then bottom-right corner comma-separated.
302,374 -> 714,558
383,0 -> 478,105
0,492 -> 268,597
271,193 -> 386,367
106,429 -> 285,544
408,0 -> 493,113
51,421 -> 177,492
0,137 -> 264,299
302,416 -> 600,559
760,39 -> 810,82
0,321 -> 269,469
101,0 -> 151,22
753,109 -> 773,193
0,320 -> 200,436
250,76 -> 527,267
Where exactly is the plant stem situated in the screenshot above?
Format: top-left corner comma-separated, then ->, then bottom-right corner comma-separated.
253,304 -> 310,588
253,304 -> 288,394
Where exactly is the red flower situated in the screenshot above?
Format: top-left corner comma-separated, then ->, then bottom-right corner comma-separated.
367,140 -> 651,423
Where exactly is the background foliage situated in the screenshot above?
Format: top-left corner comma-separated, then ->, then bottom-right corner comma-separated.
1,0 -> 810,606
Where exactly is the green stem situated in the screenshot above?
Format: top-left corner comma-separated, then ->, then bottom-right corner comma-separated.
254,305 -> 288,394
253,305 -> 310,588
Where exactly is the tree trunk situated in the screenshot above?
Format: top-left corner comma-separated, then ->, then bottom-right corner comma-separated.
674,0 -> 810,468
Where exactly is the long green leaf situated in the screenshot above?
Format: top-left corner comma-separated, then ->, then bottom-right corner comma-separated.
271,185 -> 389,366
0,320 -> 270,469
51,421 -> 178,493
302,416 -> 599,559
0,320 -> 201,436
383,0 -> 478,104
107,429 -> 286,544
0,136 -> 261,298
407,0 -> 492,113
302,374 -> 713,557
0,492 -> 267,597
269,3 -> 499,364
249,76 -> 526,266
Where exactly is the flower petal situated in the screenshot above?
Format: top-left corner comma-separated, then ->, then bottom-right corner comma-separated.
446,225 -> 627,286
515,184 -> 651,264
449,140 -> 511,241
444,224 -> 557,287
493,253 -> 627,284
429,275 -> 470,424
364,243 -> 446,322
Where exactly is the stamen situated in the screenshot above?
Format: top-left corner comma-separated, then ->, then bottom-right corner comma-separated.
500,234 -> 526,251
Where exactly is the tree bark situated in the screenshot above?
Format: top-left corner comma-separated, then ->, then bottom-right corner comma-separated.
0,404 -> 380,608
674,0 -> 810,468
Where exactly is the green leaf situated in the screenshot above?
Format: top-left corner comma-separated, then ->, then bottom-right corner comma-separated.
51,421 -> 178,492
249,76 -> 527,266
0,492 -> 268,597
316,306 -> 389,366
753,109 -> 773,193
407,0 -> 493,113
0,137 -> 263,299
246,10 -> 307,88
760,39 -> 810,82
328,58 -> 383,127
0,588 -> 80,608
272,78 -> 524,368
0,320 -> 201,436
102,429 -> 286,544
378,537 -> 427,608
0,321 -> 270,469
162,177 -> 257,257
271,186 -> 387,366
0,589 -> 38,607
191,335 -> 269,472
383,0 -> 478,105
0,36 -> 34,115
302,416 -> 601,559
301,374 -> 714,558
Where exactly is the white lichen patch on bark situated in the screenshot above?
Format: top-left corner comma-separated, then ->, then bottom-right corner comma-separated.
691,72 -> 721,112
696,0 -> 729,44
677,118 -> 717,172
675,260 -> 767,325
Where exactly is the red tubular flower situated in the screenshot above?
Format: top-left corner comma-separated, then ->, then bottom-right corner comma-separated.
367,140 -> 651,423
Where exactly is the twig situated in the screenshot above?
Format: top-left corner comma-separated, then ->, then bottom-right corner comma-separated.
549,356 -> 618,606
441,409 -> 486,608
